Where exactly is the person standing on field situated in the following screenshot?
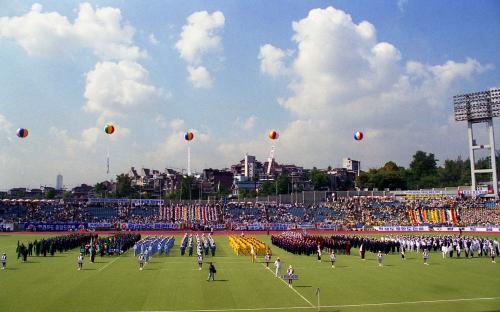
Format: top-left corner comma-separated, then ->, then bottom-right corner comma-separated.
377,251 -> 384,267
1,253 -> 6,269
77,253 -> 84,271
287,265 -> 294,288
264,251 -> 271,268
138,253 -> 145,271
274,257 -> 282,277
250,246 -> 256,263
423,249 -> 430,265
330,251 -> 336,268
207,262 -> 216,281
197,254 -> 203,270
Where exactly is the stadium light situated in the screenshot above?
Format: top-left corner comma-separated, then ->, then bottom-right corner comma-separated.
454,88 -> 500,197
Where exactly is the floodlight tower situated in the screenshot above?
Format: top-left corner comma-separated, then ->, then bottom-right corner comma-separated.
453,88 -> 500,197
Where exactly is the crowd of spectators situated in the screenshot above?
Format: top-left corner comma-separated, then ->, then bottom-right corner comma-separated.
1,196 -> 500,227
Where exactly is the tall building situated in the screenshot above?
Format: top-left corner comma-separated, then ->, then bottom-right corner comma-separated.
342,158 -> 361,176
244,154 -> 256,179
56,174 -> 63,190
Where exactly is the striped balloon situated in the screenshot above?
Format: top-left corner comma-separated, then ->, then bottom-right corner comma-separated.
268,130 -> 279,140
16,128 -> 29,138
104,124 -> 115,135
185,131 -> 194,141
354,131 -> 363,141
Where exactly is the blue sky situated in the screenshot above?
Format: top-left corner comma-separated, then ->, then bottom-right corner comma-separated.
0,0 -> 499,189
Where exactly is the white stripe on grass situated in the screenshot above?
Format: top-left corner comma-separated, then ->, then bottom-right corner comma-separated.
262,264 -> 315,308
127,296 -> 500,312
98,255 -> 122,271
321,296 -> 500,309
128,306 -> 312,312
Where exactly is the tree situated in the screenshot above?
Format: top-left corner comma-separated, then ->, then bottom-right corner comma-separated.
238,189 -> 249,198
63,191 -> 72,201
381,161 -> 399,172
439,157 -> 470,187
45,189 -> 56,199
309,169 -> 329,190
175,176 -> 200,200
408,151 -> 438,189
259,181 -> 275,196
410,151 -> 438,177
94,182 -> 107,198
276,175 -> 290,194
115,174 -> 133,198
356,171 -> 369,189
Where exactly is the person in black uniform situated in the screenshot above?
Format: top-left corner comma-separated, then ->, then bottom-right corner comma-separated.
208,262 -> 216,281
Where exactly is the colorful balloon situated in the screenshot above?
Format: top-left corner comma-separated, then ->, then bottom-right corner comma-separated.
185,131 -> 194,141
268,130 -> 279,140
104,124 -> 115,135
354,131 -> 364,141
16,128 -> 28,138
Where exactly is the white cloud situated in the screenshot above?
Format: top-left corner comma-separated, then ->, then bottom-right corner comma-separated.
258,44 -> 288,77
83,60 -> 165,121
149,33 -> 159,45
175,10 -> 224,88
261,6 -> 492,168
236,115 -> 257,130
0,114 -> 13,132
397,0 -> 408,13
155,114 -> 168,128
50,126 -> 94,155
169,118 -> 185,131
175,10 -> 224,64
81,127 -> 100,148
0,3 -> 145,60
149,127 -> 213,171
187,65 -> 213,89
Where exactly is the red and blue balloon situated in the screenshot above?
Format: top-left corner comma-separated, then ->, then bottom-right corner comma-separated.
185,131 -> 194,141
354,131 -> 363,141
16,128 -> 29,138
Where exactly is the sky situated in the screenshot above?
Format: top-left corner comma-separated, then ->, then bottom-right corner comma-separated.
0,0 -> 499,189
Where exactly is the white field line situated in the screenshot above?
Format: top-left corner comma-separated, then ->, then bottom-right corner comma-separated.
128,307 -> 312,312
127,296 -> 500,312
262,264 -> 315,308
320,296 -> 500,309
98,255 -> 121,271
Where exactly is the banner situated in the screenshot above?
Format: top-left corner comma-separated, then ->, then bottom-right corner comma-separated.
373,226 -> 429,231
23,222 -> 86,231
120,223 -> 180,230
318,224 -> 340,230
87,198 -> 165,205
270,223 -> 291,231
246,223 -> 265,231
0,223 -> 14,231
374,226 -> 500,232
297,224 -> 316,229
88,198 -> 130,204
433,226 -> 500,232
87,223 -> 113,230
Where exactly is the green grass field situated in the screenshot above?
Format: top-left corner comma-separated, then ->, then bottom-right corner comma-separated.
0,233 -> 499,312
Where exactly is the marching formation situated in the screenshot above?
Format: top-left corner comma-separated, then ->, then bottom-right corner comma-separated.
228,235 -> 271,259
179,233 -> 216,257
271,232 -> 500,266
17,233 -> 96,261
134,236 -> 175,269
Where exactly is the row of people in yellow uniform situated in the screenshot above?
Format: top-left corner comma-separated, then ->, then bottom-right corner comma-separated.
228,236 -> 271,257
